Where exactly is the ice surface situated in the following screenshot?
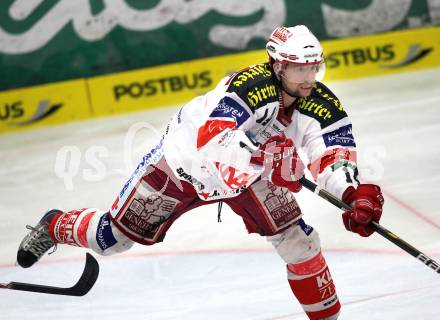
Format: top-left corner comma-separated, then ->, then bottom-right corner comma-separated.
1,68 -> 439,319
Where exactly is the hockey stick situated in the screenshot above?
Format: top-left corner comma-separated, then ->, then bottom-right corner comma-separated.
299,176 -> 440,274
0,253 -> 99,296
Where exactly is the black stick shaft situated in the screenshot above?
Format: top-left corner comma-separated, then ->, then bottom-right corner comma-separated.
299,177 -> 440,274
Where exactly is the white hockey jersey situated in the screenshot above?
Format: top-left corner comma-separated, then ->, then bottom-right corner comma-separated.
163,63 -> 359,201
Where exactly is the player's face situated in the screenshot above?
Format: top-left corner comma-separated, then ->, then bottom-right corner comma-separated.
280,63 -> 322,97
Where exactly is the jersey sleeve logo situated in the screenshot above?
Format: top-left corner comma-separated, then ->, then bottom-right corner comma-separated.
322,124 -> 356,147
210,96 -> 250,127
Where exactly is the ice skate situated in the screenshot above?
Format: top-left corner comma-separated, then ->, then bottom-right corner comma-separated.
16,209 -> 62,268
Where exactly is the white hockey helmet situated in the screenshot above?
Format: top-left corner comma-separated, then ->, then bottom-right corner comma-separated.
266,25 -> 325,81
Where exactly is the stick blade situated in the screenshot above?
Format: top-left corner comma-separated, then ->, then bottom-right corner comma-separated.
64,252 -> 100,296
1,253 -> 99,296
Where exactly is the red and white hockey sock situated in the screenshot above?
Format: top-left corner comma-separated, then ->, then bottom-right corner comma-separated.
49,208 -> 97,248
287,250 -> 340,320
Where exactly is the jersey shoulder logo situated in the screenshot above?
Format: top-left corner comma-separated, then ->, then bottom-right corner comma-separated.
210,96 -> 251,127
226,63 -> 279,111
297,82 -> 347,128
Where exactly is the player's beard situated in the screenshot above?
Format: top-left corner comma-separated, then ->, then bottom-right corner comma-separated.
281,78 -> 314,98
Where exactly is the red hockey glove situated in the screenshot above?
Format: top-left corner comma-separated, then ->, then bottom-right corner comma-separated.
342,184 -> 384,237
251,134 -> 304,193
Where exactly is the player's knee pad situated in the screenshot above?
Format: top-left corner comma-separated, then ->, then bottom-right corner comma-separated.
267,219 -> 321,264
87,210 -> 134,256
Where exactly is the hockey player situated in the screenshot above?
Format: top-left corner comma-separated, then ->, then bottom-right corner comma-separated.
17,25 -> 384,320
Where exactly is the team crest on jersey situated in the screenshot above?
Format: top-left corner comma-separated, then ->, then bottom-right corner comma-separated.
215,162 -> 258,190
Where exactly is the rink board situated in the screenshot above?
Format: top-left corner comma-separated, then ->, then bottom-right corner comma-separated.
1,26 -> 439,133
0,80 -> 91,133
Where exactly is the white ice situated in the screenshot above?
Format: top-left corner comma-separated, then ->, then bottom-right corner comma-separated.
1,68 -> 440,320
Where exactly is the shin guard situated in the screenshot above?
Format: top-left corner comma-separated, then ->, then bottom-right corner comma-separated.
49,208 -> 97,248
287,250 -> 340,320
49,208 -> 134,255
